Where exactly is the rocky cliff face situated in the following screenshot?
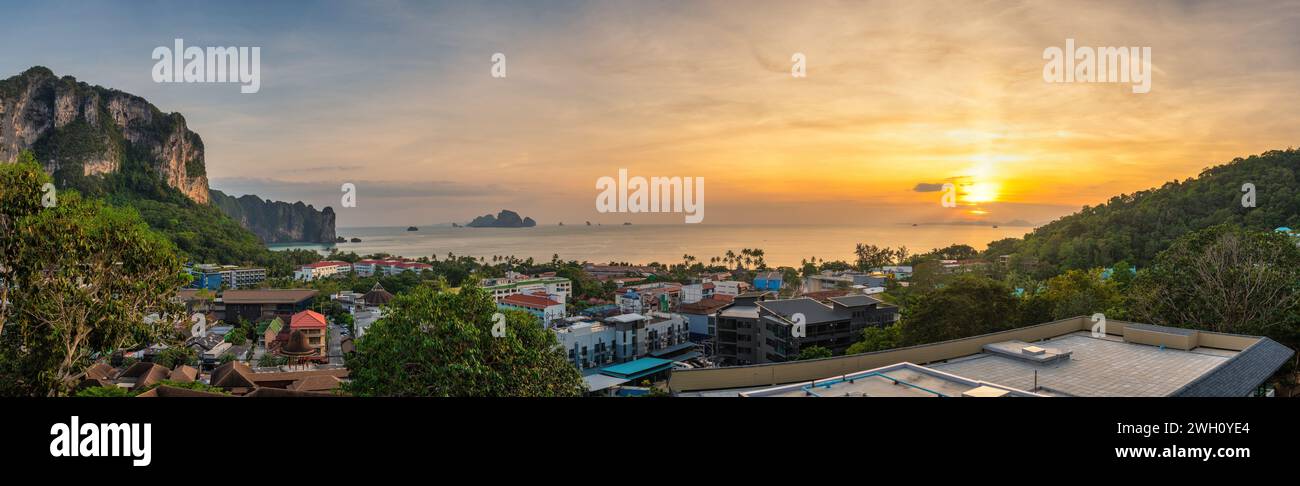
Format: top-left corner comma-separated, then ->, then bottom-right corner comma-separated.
210,189 -> 336,244
0,66 -> 209,203
1,66 -> 337,244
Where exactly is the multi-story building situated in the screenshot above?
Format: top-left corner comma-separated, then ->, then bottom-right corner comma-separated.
293,261 -> 352,281
680,282 -> 716,304
712,280 -> 749,296
754,295 -> 899,362
483,276 -> 572,304
552,312 -> 690,371
713,292 -> 899,365
223,266 -> 267,289
285,310 -> 328,360
615,282 -> 682,314
497,293 -> 566,327
220,289 -> 319,323
753,271 -> 783,291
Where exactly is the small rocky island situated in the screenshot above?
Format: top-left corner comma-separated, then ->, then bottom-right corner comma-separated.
467,209 -> 537,228
407,226 -> 419,231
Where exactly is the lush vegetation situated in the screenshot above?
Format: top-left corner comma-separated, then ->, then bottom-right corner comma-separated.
344,280 -> 586,397
0,152 -> 188,396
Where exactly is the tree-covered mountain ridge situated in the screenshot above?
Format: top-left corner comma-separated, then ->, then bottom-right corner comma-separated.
1007,148 -> 1300,275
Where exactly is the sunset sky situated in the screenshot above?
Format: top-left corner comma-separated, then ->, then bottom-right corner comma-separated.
4,0 -> 1300,228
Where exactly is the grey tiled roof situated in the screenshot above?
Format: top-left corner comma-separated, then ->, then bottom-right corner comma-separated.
758,298 -> 843,324
828,295 -> 882,307
1170,337 -> 1294,397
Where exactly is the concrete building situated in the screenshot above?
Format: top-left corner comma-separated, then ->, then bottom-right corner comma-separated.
220,289 -> 318,323
714,292 -> 899,365
553,312 -> 691,371
753,271 -> 783,292
497,293 -> 566,327
293,261 -> 352,281
483,276 -> 572,304
673,316 -> 1296,398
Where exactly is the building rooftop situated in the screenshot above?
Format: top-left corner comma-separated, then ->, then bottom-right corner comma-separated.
222,289 -> 318,304
671,317 -> 1295,397
931,332 -> 1231,397
742,363 -> 1042,397
757,298 -> 842,323
499,293 -> 561,309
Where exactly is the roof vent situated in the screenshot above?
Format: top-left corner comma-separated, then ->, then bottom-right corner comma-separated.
983,340 -> 1071,364
962,386 -> 1011,398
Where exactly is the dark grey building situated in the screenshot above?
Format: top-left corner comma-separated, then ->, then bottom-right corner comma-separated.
714,292 -> 899,365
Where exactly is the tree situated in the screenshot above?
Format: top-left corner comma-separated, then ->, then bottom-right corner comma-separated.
154,346 -> 198,369
899,274 -> 1020,346
0,153 -> 188,396
846,324 -> 901,354
795,345 -> 833,360
344,281 -> 586,396
1021,269 -> 1124,323
1128,225 -> 1300,344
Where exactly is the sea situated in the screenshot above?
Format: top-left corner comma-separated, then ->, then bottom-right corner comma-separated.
269,224 -> 1034,268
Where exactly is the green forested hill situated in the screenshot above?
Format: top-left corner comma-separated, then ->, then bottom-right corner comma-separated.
1008,149 -> 1300,276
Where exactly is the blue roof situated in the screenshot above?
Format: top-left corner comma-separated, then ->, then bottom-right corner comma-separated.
600,357 -> 674,380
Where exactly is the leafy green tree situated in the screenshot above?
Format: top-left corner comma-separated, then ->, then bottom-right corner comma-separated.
344,281 -> 586,397
1128,225 -> 1300,346
795,345 -> 833,360
154,346 -> 198,369
846,324 -> 901,354
899,274 -> 1020,346
75,385 -> 133,397
0,153 -> 188,396
1021,269 -> 1124,323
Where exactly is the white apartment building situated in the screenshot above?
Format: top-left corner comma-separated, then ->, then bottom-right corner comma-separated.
294,261 -> 353,281
484,277 -> 572,304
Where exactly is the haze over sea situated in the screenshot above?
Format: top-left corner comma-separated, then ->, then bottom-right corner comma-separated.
271,224 -> 1033,267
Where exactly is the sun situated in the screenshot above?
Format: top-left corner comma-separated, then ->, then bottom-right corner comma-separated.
961,180 -> 1001,204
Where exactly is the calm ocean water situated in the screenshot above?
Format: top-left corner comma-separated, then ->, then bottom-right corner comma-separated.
270,224 -> 1033,267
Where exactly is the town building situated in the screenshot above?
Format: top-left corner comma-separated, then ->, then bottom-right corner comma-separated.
497,293 -> 566,327
285,310 -> 329,361
711,280 -> 749,296
293,260 -> 353,281
220,289 -> 318,323
753,271 -> 783,291
553,312 -> 691,371
186,264 -> 267,290
714,292 -> 899,366
483,276 -> 572,304
673,316 -> 1296,398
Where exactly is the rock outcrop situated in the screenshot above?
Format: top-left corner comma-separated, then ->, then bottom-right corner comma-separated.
467,209 -> 537,228
0,66 -> 209,203
210,190 -> 336,244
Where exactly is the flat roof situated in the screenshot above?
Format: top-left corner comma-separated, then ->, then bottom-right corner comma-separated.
583,373 -> 630,392
222,289 -> 318,304
930,332 -> 1231,397
740,363 -> 1042,398
601,358 -> 674,380
757,298 -> 841,323
673,317 -> 1295,397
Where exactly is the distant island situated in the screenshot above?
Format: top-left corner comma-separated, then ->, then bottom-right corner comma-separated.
407,226 -> 419,231
468,209 -> 537,228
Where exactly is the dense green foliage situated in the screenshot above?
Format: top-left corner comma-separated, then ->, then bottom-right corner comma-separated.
344,281 -> 586,397
1004,149 -> 1300,277
0,152 -> 188,396
795,345 -> 833,360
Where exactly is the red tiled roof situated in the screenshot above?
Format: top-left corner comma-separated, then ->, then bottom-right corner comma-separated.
499,294 -> 561,309
302,260 -> 351,269
290,310 -> 328,329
